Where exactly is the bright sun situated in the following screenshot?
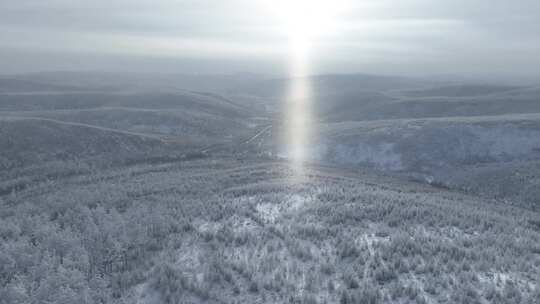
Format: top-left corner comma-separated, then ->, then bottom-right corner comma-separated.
265,0 -> 350,40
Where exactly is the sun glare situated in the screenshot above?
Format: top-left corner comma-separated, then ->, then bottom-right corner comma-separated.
261,0 -> 351,173
266,0 -> 349,40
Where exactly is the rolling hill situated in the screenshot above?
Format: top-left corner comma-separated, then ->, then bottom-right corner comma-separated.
1,72 -> 539,303
304,114 -> 540,209
0,116 -> 182,171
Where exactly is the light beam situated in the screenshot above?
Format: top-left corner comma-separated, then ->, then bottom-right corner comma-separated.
263,0 -> 351,175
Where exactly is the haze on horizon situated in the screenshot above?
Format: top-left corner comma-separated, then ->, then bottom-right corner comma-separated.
1,0 -> 540,81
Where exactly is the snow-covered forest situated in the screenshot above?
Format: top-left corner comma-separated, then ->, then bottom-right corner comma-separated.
1,72 -> 540,303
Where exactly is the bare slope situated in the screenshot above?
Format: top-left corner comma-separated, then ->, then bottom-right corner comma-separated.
0,117 -> 192,171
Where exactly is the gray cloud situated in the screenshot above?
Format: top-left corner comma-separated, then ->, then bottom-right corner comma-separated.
0,0 -> 539,79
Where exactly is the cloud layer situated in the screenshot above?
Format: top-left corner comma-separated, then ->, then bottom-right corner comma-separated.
1,0 -> 539,78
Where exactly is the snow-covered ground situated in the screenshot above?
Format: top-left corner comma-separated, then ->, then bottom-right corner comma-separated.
312,114 -> 540,171
301,114 -> 540,208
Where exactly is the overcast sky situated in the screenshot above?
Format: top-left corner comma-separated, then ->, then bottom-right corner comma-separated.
1,0 -> 539,79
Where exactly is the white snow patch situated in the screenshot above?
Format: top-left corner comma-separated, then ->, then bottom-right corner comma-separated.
286,194 -> 308,210
478,271 -> 536,290
230,214 -> 258,232
356,232 -> 390,250
256,203 -> 280,224
196,221 -> 220,234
